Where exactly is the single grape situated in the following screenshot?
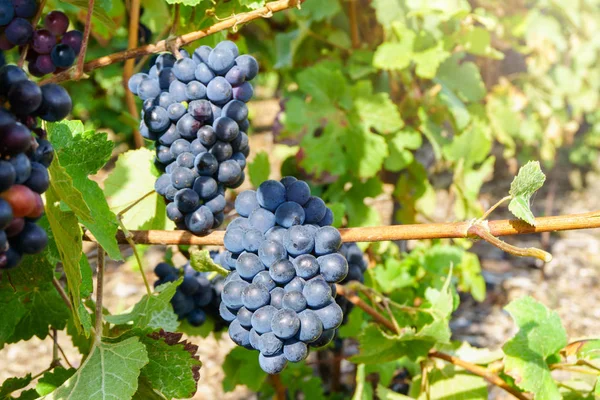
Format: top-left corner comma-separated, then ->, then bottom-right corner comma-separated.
232,82 -> 254,102
314,301 -> 343,330
265,226 -> 287,244
169,80 -> 187,102
236,306 -> 253,328
303,196 -> 327,224
224,227 -> 245,254
0,122 -> 32,155
158,124 -> 179,146
166,202 -> 184,223
303,278 -> 332,309
14,0 -> 36,18
274,202 -> 305,228
242,229 -> 264,253
284,225 -> 314,256
317,253 -> 348,283
194,62 -> 215,84
172,58 -> 196,83
208,47 -> 235,75
32,139 -> 53,167
6,18 -> 33,45
176,114 -> 201,139
231,131 -> 249,153
256,180 -> 286,211
167,102 -> 186,121
219,302 -> 236,322
180,275 -> 201,295
174,188 -> 199,213
0,161 -> 16,192
318,208 -> 334,226
170,167 -> 195,189
286,180 -> 310,205
284,277 -> 306,293
270,287 -> 285,309
217,159 -> 242,186
189,138 -> 208,156
292,254 -> 319,280
24,162 -> 49,194
222,100 -> 248,122
50,44 -> 76,68
258,352 -> 287,375
224,65 -> 246,87
188,99 -> 212,122
158,68 -> 176,90
170,138 -> 191,157
35,55 -> 56,75
282,291 -> 307,313
242,283 -> 270,311
314,226 -> 342,255
251,304 -> 276,334
156,53 -> 176,70
0,2 -> 14,26
222,279 -> 249,309
194,152 -> 218,176
144,106 -> 170,132
235,55 -> 259,80
192,175 -> 217,198
209,141 -> 233,162
206,76 -> 232,105
8,80 -> 42,115
252,271 -> 276,291
269,259 -> 296,285
32,29 -> 56,54
228,319 -> 250,347
0,199 -> 13,230
187,309 -> 207,326
193,46 -> 212,64
61,30 -> 83,54
283,340 -> 308,363
248,208 -> 276,235
186,80 -> 206,100
271,308 -> 300,340
44,11 -> 69,36
297,309 -> 323,343
0,65 -> 27,96
9,153 -> 31,184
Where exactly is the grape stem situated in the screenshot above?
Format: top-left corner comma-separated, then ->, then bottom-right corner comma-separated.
336,285 -> 530,400
269,375 -> 286,400
73,0 -> 95,80
82,209 -> 600,262
39,0 -> 305,85
123,0 -> 143,149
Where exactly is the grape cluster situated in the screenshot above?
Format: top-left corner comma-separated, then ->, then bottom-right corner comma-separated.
127,40 -> 258,235
219,177 -> 348,374
153,253 -> 226,329
26,11 -> 83,77
0,0 -> 37,51
335,243 -> 367,324
0,64 -> 72,269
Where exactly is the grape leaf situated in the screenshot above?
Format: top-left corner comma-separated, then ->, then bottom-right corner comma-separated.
295,0 -> 340,21
353,92 -> 404,134
508,161 -> 546,225
370,0 -> 405,27
350,324 -> 433,364
413,43 -> 450,79
503,296 -> 567,399
36,368 -> 76,396
563,339 -> 600,360
47,158 -> 92,223
345,126 -> 389,179
45,184 -> 90,336
443,122 -> 492,167
296,65 -> 349,106
190,249 -> 229,276
376,384 -> 410,399
248,151 -> 271,187
60,0 -> 117,29
104,281 -> 180,333
280,363 -> 326,400
0,374 -> 32,399
300,125 -> 348,177
436,54 -> 486,103
43,338 -> 148,400
222,347 -> 268,392
47,121 -> 121,260
424,365 -> 488,399
104,148 -> 173,230
139,331 -> 202,399
373,42 -> 413,71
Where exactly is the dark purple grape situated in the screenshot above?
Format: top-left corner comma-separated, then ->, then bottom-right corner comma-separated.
0,2 -> 15,26
37,84 -> 72,122
35,54 -> 56,75
6,18 -> 34,45
8,80 -> 42,115
11,222 -> 47,254
50,44 -> 76,68
0,122 -> 31,155
0,65 -> 27,96
32,29 -> 56,54
61,30 -> 83,54
14,0 -> 37,18
44,11 -> 69,36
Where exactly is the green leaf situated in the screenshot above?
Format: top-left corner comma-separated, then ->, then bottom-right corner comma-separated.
295,0 -> 340,21
190,249 -> 229,276
436,54 -> 486,103
43,338 -> 149,400
413,43 -> 451,79
274,28 -> 308,69
345,127 -> 389,178
36,367 -> 76,396
385,129 -> 422,172
300,125 -> 348,178
353,364 -> 374,400
104,148 -> 172,230
353,92 -> 404,134
370,0 -> 405,27
45,184 -> 89,336
373,42 -> 413,71
47,121 -> 121,259
105,281 -> 180,333
350,324 -> 433,364
424,364 -> 488,399
457,26 -> 503,59
508,161 -> 546,225
443,122 -> 492,167
47,158 -> 92,223
503,296 -> 567,400
248,151 -> 271,187
0,375 -> 32,399
222,347 -> 268,392
139,332 -> 202,399
279,362 -> 327,400
60,0 -> 117,30
377,384 -> 410,399
296,65 -> 349,106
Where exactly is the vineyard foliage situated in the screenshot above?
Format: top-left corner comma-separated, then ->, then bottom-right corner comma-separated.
1,0 -> 600,399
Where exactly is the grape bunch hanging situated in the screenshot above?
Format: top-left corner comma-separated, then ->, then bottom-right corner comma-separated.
26,11 -> 83,77
153,252 -> 227,330
0,64 -> 72,269
219,177 -> 350,374
128,40 -> 258,235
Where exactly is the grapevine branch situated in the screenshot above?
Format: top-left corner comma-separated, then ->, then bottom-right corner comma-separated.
123,0 -> 143,148
39,0 -> 304,85
336,285 -> 529,400
94,245 -> 105,343
82,210 -> 600,261
74,0 -> 95,80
